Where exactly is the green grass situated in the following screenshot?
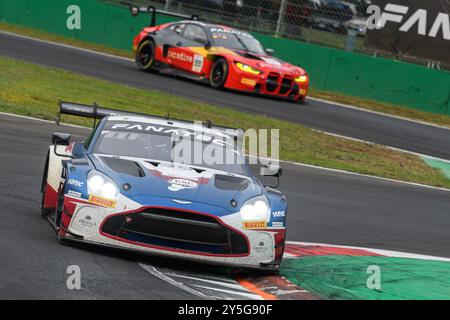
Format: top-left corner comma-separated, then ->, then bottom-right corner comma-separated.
0,55 -> 449,188
1,21 -> 450,128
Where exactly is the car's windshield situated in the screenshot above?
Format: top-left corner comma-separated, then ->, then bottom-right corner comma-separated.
209,27 -> 266,54
93,122 -> 249,176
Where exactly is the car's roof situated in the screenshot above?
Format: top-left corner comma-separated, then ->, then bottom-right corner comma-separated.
172,20 -> 249,33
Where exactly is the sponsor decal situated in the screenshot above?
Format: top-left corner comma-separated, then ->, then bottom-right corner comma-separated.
78,214 -> 97,228
88,195 -> 116,208
241,78 -> 257,86
67,179 -> 84,188
369,3 -> 450,40
192,54 -> 204,73
209,27 -> 252,38
272,210 -> 286,218
253,241 -> 269,253
108,123 -> 234,147
299,89 -> 307,95
243,221 -> 267,229
271,221 -> 284,228
168,178 -> 199,192
67,190 -> 82,198
168,50 -> 193,63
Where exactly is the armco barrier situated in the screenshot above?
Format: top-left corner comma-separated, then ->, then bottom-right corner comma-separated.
1,0 -> 449,115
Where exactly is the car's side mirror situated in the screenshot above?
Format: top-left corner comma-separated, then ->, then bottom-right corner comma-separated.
260,164 -> 282,188
52,133 -> 74,158
204,40 -> 212,50
52,133 -> 71,146
266,48 -> 275,56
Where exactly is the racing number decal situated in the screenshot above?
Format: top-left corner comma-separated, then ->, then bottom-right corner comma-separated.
192,54 -> 204,73
167,48 -> 204,74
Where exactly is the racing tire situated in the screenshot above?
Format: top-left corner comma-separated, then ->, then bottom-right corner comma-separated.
209,58 -> 229,89
296,96 -> 306,105
54,183 -> 65,233
41,190 -> 53,217
136,40 -> 158,73
40,155 -> 53,217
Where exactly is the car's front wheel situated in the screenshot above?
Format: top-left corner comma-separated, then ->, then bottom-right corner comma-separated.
54,183 -> 65,233
136,40 -> 157,73
40,154 -> 53,217
296,96 -> 306,105
209,58 -> 229,89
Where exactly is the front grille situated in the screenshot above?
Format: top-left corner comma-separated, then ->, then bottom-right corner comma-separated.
280,77 -> 294,95
266,73 -> 280,92
101,208 -> 248,255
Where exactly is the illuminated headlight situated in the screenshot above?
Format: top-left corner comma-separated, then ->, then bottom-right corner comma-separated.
240,196 -> 271,222
236,62 -> 261,75
87,171 -> 119,200
295,75 -> 308,83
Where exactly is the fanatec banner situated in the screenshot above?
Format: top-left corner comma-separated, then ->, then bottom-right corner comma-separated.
366,0 -> 450,64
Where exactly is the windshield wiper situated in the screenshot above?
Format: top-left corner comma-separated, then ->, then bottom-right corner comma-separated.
232,33 -> 250,52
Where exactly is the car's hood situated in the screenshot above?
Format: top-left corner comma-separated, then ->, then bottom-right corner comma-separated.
91,155 -> 263,211
213,47 -> 305,74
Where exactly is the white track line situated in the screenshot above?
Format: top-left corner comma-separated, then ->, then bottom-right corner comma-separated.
165,273 -> 238,284
1,110 -> 449,192
319,130 -> 450,163
0,31 -> 134,62
139,264 -> 262,300
192,285 -> 263,300
309,96 -> 450,132
138,263 -> 209,299
164,274 -> 247,291
3,30 -> 449,132
286,241 -> 450,262
254,154 -> 450,192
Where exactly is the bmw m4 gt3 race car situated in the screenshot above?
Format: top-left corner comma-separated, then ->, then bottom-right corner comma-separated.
41,102 -> 287,271
131,9 -> 309,102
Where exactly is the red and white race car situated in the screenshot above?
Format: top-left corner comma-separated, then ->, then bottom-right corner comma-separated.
132,18 -> 309,103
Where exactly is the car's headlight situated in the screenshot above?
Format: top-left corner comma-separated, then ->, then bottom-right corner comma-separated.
295,75 -> 308,83
240,196 -> 271,222
87,171 -> 119,201
236,62 -> 261,75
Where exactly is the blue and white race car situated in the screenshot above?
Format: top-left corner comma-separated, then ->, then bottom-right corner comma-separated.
41,102 -> 287,271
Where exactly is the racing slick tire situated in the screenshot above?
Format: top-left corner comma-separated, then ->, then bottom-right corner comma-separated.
296,96 -> 306,105
40,154 -> 53,217
54,182 -> 65,234
136,39 -> 158,73
209,58 -> 229,89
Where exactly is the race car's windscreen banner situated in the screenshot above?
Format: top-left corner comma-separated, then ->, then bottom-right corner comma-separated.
366,0 -> 450,64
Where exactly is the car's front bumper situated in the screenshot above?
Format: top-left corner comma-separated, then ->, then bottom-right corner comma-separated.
61,197 -> 285,270
224,64 -> 309,101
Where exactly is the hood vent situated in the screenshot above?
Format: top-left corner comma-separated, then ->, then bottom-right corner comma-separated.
101,157 -> 145,177
235,51 -> 263,61
215,174 -> 249,191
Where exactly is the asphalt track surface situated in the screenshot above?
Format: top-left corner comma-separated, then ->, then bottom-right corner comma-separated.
1,113 -> 449,299
1,32 -> 450,160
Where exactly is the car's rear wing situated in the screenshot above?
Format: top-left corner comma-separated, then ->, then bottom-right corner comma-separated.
56,101 -> 243,137
119,1 -> 200,27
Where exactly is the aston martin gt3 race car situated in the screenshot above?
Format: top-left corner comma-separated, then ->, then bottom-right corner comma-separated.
132,12 -> 309,102
41,102 -> 287,271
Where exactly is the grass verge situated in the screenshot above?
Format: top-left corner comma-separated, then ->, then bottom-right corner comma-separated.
1,21 -> 450,128
0,55 -> 449,188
